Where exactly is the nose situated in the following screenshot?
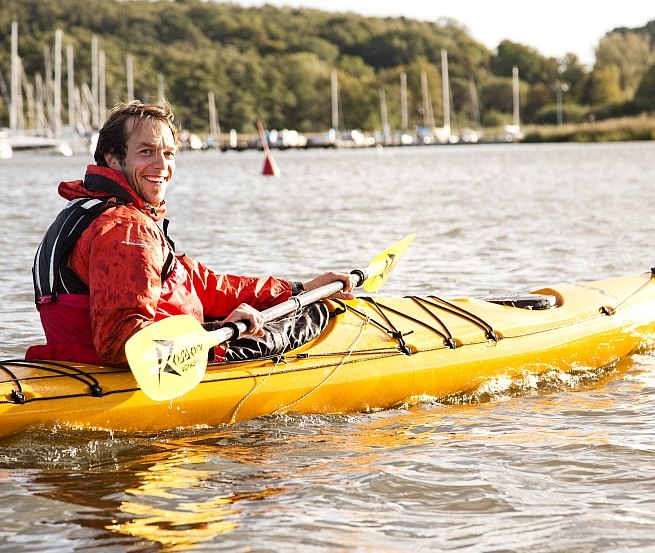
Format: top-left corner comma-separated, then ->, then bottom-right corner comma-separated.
152,147 -> 167,169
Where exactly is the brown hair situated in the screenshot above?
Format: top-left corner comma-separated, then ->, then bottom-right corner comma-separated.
94,100 -> 180,166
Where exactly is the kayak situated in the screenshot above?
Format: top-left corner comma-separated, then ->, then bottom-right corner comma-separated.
2,271 -> 655,438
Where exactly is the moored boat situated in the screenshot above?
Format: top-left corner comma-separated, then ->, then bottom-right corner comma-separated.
0,136 -> 12,159
2,272 -> 655,438
6,134 -> 73,156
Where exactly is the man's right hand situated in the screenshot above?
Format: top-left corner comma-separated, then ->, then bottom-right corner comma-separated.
223,303 -> 265,336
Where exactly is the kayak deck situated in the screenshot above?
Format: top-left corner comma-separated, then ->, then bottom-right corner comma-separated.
2,272 -> 655,437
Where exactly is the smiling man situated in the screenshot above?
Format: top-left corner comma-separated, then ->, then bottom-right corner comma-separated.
28,101 -> 352,367
106,116 -> 175,205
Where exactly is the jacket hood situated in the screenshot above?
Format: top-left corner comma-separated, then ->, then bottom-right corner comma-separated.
58,165 -> 167,221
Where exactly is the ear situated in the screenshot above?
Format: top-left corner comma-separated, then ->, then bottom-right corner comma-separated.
104,150 -> 122,170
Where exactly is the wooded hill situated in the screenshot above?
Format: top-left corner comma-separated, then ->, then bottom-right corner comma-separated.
1,0 -> 654,135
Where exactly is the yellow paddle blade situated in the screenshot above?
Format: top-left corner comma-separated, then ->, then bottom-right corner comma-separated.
363,233 -> 416,293
125,234 -> 416,400
125,315 -> 217,401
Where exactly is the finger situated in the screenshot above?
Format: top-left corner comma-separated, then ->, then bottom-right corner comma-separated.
247,314 -> 265,336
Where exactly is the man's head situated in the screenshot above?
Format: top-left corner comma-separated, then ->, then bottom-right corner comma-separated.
95,101 -> 180,205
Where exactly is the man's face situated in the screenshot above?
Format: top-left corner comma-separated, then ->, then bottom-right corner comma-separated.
108,117 -> 177,205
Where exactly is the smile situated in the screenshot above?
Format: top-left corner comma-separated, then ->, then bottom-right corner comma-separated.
144,176 -> 166,184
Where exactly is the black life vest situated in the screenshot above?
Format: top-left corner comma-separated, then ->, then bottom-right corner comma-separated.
32,197 -> 175,303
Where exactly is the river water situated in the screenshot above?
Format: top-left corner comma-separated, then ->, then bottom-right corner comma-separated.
1,142 -> 655,552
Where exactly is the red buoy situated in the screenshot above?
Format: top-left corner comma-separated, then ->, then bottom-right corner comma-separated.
262,154 -> 281,176
257,121 -> 281,176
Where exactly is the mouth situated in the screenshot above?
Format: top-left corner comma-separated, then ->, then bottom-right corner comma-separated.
144,175 -> 166,185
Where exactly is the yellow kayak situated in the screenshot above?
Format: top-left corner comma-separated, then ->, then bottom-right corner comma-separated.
2,272 -> 655,438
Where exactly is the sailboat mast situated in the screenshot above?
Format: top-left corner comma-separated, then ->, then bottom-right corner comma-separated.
91,35 -> 99,128
469,75 -> 481,130
126,54 -> 134,102
53,29 -> 62,138
420,70 -> 435,128
512,66 -> 520,129
10,21 -> 19,132
208,90 -> 221,143
400,72 -> 408,131
98,49 -> 106,122
440,49 -> 450,132
67,44 -> 75,128
331,69 -> 338,130
157,73 -> 165,104
379,87 -> 390,141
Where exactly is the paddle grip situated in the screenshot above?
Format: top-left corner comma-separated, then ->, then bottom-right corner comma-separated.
350,269 -> 366,287
218,320 -> 245,340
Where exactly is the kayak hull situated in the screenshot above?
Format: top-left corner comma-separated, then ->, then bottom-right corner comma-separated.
3,273 -> 655,437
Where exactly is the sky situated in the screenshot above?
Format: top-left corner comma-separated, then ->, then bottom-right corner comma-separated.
222,0 -> 654,66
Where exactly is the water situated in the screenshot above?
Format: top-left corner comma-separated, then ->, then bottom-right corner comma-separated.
1,142 -> 655,552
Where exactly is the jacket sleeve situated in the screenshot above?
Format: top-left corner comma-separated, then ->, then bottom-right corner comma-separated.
71,210 -> 166,366
178,255 -> 293,320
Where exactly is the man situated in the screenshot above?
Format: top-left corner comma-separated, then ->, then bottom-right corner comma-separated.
27,101 -> 353,366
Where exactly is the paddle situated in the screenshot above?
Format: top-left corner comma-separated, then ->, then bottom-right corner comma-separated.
125,234 -> 416,401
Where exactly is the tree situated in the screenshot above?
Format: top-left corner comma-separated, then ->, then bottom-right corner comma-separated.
586,66 -> 624,106
279,52 -> 332,131
558,53 -> 588,103
523,82 -> 551,121
358,31 -> 426,68
595,31 -> 653,99
335,55 -> 378,129
1,0 -> 653,133
479,76 -> 513,116
491,40 -> 557,84
634,63 -> 655,110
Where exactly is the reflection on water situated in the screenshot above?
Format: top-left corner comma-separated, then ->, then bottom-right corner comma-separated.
1,434 -> 289,550
2,351 -> 653,551
106,449 -> 285,550
1,143 -> 655,551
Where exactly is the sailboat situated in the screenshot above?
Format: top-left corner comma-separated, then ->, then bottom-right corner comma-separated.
327,69 -> 368,148
398,72 -> 414,145
418,69 -> 436,144
0,134 -> 12,159
6,22 -> 75,156
459,75 -> 483,143
502,66 -> 523,142
432,49 -> 458,144
206,91 -> 222,149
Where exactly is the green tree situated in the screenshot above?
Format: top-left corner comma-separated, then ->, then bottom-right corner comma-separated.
523,82 -> 551,121
359,30 -> 426,68
335,56 -> 378,129
479,76 -> 513,117
586,66 -> 624,106
634,63 -> 655,110
279,52 -> 332,130
1,0 -> 653,133
558,53 -> 588,103
401,57 -> 443,128
595,31 -> 653,99
491,40 -> 557,84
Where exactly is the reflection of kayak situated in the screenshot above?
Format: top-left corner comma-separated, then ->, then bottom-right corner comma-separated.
3,272 -> 655,438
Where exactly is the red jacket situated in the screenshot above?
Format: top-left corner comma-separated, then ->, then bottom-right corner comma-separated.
26,165 -> 293,366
